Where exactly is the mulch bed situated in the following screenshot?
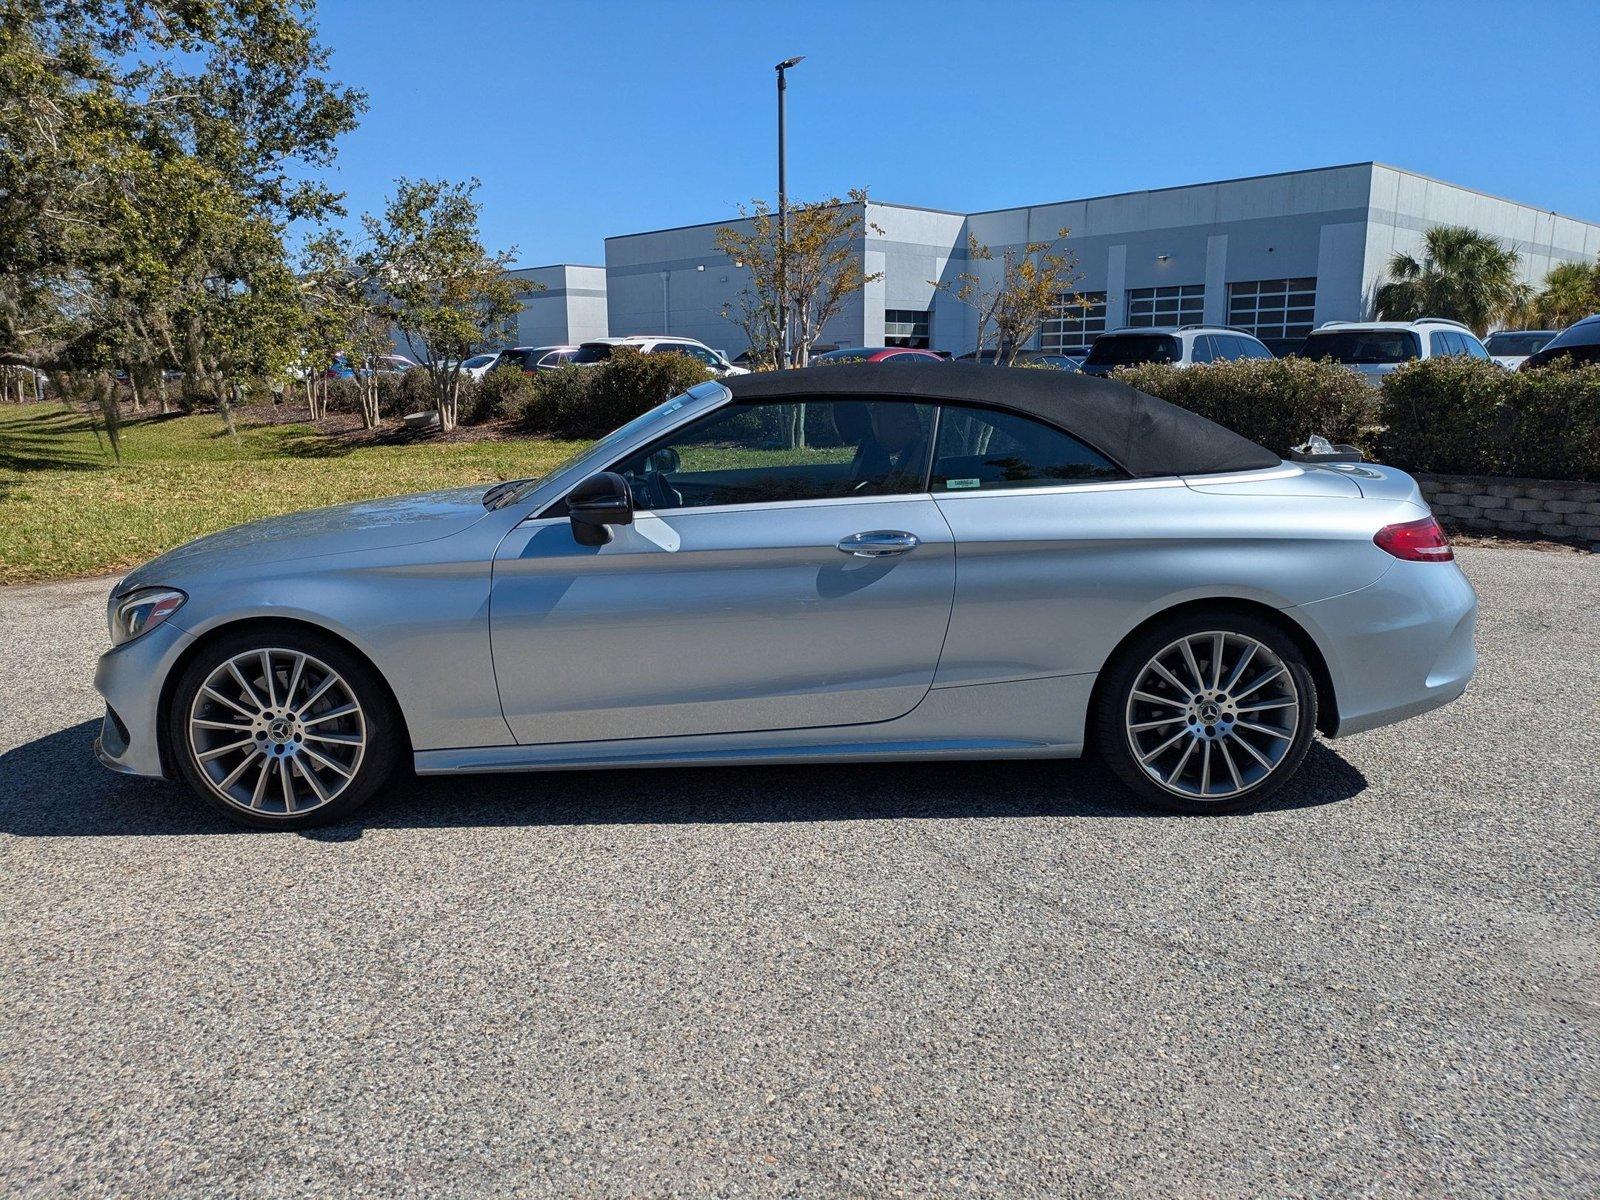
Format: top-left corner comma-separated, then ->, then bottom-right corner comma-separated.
132,399 -> 528,447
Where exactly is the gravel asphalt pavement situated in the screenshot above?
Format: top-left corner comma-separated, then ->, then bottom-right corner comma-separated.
1,545 -> 1596,1198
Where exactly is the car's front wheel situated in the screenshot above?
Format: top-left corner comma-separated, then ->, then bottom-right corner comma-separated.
167,628 -> 402,829
1095,612 -> 1318,815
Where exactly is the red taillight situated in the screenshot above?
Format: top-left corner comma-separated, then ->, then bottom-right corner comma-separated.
1374,516 -> 1454,562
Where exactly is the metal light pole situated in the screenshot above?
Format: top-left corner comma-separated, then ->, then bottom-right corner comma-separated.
776,55 -> 803,368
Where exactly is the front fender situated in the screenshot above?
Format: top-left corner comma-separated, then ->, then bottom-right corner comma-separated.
161,535 -> 515,752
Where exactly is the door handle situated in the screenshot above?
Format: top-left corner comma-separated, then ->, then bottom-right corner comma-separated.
836,530 -> 920,557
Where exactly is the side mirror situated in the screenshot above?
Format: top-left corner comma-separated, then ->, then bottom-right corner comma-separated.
567,471 -> 634,546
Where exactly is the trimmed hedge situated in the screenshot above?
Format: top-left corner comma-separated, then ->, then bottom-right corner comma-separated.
1115,356 -> 1600,484
469,365 -> 533,425
521,348 -> 712,438
1114,358 -> 1381,458
1379,358 -> 1600,483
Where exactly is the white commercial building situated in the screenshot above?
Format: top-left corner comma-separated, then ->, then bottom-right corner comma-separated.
600,162 -> 1600,357
505,264 -> 609,348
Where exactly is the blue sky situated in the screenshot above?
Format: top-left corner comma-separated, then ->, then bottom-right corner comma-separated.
310,0 -> 1600,266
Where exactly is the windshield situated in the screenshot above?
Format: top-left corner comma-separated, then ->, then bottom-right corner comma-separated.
1084,334 -> 1181,366
1484,332 -> 1555,356
488,381 -> 729,509
1298,330 -> 1420,365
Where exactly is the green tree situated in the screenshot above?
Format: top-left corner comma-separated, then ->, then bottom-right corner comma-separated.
1374,225 -> 1525,336
362,179 -> 524,432
298,230 -> 392,427
0,1 -> 362,398
716,191 -> 883,369
1530,259 -> 1600,329
935,230 -> 1083,364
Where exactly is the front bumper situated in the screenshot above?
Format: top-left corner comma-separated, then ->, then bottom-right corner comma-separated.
1292,559 -> 1478,738
92,619 -> 196,778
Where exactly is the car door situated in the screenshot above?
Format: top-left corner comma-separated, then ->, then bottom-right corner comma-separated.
490,396 -> 956,745
925,403 -> 1186,686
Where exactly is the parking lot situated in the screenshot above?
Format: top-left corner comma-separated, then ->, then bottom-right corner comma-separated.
1,545 -> 1596,1198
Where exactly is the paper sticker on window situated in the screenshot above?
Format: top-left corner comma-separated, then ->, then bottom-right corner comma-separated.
947,478 -> 981,489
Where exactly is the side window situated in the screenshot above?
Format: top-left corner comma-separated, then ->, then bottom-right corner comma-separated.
1461,334 -> 1490,360
932,406 -> 1123,492
1431,331 -> 1460,357
885,352 -> 927,364
1235,336 -> 1273,359
609,399 -> 934,511
1191,336 -> 1217,364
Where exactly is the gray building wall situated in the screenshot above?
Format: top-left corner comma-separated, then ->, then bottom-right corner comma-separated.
602,164 -> 1600,358
1360,164 -> 1600,314
605,209 -> 881,357
507,264 -> 608,347
605,218 -> 765,358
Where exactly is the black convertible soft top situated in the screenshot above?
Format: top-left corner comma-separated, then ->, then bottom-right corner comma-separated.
725,362 -> 1281,478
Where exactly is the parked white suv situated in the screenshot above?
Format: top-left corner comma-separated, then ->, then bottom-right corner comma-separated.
574,336 -> 748,376
1297,318 -> 1491,381
1079,326 -> 1273,376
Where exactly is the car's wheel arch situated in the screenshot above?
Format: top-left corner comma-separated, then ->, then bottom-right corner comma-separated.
1088,598 -> 1339,740
155,616 -> 412,778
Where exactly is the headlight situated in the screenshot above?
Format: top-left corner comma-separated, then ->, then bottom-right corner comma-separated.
109,587 -> 187,646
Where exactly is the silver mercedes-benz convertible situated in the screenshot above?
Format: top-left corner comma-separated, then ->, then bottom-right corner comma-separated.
94,363 -> 1477,828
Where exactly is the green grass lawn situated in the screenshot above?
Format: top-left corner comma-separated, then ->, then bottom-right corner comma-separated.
0,404 -> 587,584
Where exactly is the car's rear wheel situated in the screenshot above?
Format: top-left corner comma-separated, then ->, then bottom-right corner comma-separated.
1095,612 -> 1317,814
168,629 -> 401,829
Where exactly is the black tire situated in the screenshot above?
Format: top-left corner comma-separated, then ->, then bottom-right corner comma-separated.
1093,610 -> 1318,815
167,626 -> 402,830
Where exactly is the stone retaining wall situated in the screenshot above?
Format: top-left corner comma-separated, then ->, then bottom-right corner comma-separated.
1418,472 -> 1600,544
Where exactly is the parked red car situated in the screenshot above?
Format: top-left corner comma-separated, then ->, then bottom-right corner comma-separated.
812,346 -> 944,364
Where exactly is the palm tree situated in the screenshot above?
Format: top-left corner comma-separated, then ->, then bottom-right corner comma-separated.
1531,259 -> 1600,329
1374,225 -> 1525,336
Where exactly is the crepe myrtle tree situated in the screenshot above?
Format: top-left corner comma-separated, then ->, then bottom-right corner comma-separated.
297,228 -> 393,426
934,230 -> 1084,365
717,189 -> 884,371
362,178 -> 526,431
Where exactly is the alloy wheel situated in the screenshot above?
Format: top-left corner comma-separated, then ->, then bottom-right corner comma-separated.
186,648 -> 367,817
1123,631 -> 1300,802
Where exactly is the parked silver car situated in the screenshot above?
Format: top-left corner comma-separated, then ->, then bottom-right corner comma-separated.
94,365 -> 1477,828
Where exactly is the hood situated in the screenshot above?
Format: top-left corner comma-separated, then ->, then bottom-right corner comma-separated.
119,485 -> 494,592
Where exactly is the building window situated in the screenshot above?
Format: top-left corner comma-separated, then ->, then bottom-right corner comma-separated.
1126,284 -> 1204,328
1040,291 -> 1107,355
884,308 -> 931,348
1228,278 -> 1317,346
